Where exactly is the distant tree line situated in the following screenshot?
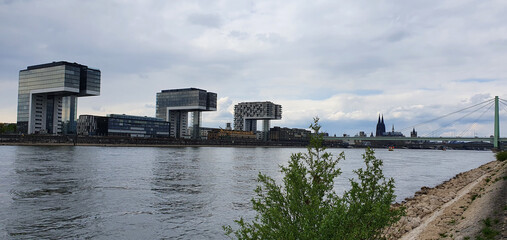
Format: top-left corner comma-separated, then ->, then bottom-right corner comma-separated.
0,123 -> 17,134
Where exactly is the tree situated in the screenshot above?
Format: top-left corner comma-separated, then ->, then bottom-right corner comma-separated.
224,118 -> 404,240
339,148 -> 404,239
0,123 -> 16,134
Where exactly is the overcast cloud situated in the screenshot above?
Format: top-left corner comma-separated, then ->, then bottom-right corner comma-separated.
1,0 -> 506,136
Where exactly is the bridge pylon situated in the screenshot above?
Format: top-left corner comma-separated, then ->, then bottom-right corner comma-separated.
494,96 -> 500,149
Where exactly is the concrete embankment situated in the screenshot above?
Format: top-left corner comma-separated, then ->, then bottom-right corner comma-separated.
388,160 -> 506,239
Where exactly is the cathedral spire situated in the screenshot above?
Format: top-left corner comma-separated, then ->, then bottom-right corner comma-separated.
376,114 -> 386,137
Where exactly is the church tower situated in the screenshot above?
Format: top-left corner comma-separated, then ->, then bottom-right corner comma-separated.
411,128 -> 417,137
375,114 -> 386,137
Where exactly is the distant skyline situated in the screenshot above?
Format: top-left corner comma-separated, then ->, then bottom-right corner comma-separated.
1,0 -> 506,137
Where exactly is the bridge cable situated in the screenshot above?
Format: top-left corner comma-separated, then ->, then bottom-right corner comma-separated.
399,98 -> 494,133
457,101 -> 495,137
499,100 -> 507,115
499,98 -> 507,110
424,101 -> 493,137
456,102 -> 494,137
499,98 -> 507,109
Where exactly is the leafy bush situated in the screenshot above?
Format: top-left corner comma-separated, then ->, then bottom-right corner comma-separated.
495,151 -> 507,161
224,118 -> 404,240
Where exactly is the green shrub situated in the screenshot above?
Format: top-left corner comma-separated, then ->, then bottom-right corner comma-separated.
475,218 -> 500,240
495,151 -> 507,161
224,118 -> 404,240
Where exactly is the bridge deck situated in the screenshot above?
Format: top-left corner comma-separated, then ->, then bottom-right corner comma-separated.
324,136 -> 507,142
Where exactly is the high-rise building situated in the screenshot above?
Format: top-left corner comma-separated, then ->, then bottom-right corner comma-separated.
17,61 -> 100,135
156,88 -> 217,139
234,101 -> 282,140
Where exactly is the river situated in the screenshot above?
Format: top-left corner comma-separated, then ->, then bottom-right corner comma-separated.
0,145 -> 494,239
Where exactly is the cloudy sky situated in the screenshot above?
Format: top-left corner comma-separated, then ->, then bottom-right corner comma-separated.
1,0 -> 506,137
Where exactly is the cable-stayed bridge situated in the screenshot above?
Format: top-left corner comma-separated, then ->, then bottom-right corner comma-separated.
325,96 -> 506,150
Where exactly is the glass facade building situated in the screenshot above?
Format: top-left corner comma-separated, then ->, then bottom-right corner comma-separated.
156,88 -> 217,139
107,114 -> 170,137
77,114 -> 170,138
17,61 -> 100,134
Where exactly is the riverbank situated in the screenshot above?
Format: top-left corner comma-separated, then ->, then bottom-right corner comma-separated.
0,142 -> 311,148
388,160 -> 506,239
0,135 -> 317,148
0,134 -> 497,150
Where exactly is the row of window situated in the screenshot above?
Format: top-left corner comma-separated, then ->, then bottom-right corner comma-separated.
23,72 -> 79,79
85,85 -> 100,91
109,122 -> 169,128
19,81 -> 78,89
20,72 -> 80,80
20,66 -> 66,75
19,73 -> 79,82
18,81 -> 99,92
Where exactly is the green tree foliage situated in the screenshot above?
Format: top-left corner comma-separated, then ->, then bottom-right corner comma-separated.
0,123 -> 16,134
340,148 -> 403,239
224,118 -> 404,240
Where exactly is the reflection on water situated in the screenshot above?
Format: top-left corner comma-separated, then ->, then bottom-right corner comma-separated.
0,146 -> 494,239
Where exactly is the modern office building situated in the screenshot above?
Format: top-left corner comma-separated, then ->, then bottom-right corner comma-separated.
234,101 -> 282,140
156,88 -> 217,139
17,61 -> 100,135
77,115 -> 106,136
77,114 -> 170,138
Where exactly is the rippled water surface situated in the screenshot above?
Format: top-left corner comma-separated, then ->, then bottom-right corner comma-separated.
0,146 -> 494,239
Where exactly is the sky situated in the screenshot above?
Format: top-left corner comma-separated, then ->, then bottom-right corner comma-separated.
1,0 -> 506,137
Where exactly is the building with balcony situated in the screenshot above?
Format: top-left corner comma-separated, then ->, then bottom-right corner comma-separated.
234,101 -> 282,140
17,61 -> 100,135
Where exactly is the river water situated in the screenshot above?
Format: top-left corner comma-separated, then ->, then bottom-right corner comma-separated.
0,146 -> 494,239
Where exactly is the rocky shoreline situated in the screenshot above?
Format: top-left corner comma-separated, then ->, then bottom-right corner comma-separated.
387,160 -> 506,239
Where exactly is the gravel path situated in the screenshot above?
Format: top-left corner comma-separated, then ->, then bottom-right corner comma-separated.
387,160 -> 506,240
